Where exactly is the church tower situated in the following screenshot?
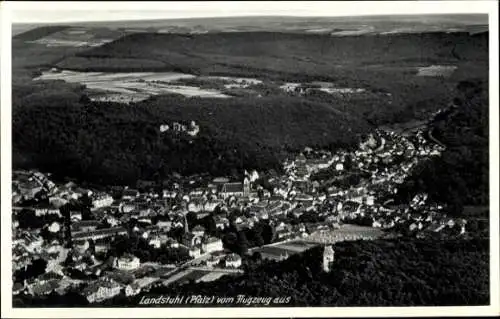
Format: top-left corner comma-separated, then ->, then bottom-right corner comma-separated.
323,245 -> 335,272
184,212 -> 189,234
243,170 -> 251,196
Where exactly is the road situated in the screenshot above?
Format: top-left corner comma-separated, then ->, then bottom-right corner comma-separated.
427,127 -> 446,149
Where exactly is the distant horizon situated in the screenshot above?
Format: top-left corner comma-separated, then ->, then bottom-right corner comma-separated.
10,13 -> 489,25
4,1 -> 492,24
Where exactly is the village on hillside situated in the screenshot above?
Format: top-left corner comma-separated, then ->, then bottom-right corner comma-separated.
12,125 -> 469,304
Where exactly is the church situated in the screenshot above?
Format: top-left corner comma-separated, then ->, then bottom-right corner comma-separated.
219,171 -> 252,199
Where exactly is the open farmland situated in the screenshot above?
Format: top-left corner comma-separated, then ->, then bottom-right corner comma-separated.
417,65 -> 458,77
33,68 -> 402,103
305,224 -> 387,244
21,26 -> 128,48
34,69 -> 233,101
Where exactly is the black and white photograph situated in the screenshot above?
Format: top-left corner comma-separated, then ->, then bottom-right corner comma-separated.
1,1 -> 499,317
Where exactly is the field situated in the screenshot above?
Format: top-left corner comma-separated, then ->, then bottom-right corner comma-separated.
305,224 -> 386,244
34,69 -> 233,101
417,65 -> 458,77
162,268 -> 231,286
252,240 -> 318,261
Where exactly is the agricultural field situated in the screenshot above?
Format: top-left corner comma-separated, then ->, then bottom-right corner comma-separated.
34,68 -> 390,103
34,69 -> 233,101
24,27 -> 127,48
305,224 -> 386,244
417,65 -> 458,77
252,240 -> 318,261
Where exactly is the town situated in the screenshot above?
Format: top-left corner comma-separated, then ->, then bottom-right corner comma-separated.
11,125 -> 469,304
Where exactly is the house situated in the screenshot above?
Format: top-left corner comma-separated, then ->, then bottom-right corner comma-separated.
106,216 -> 120,227
163,190 -> 178,199
192,225 -> 206,237
122,189 -> 140,200
70,211 -> 82,222
83,279 -> 122,303
189,246 -> 201,258
94,242 -> 110,253
121,203 -> 136,213
202,237 -> 223,253
189,188 -> 205,197
225,253 -> 242,268
342,201 -> 362,216
215,217 -> 229,230
156,220 -> 172,230
74,240 -> 90,253
125,282 -> 141,296
204,200 -> 221,212
114,254 -> 140,270
48,221 -> 61,233
34,205 -> 61,217
48,195 -> 68,208
125,277 -> 158,296
165,239 -> 180,248
206,254 -> 222,267
74,187 -> 93,197
38,271 -> 64,284
71,220 -> 101,232
72,226 -> 127,241
364,196 -> 375,206
182,232 -> 203,248
148,235 -> 162,249
91,193 -> 114,210
276,228 -> 294,240
187,199 -> 205,213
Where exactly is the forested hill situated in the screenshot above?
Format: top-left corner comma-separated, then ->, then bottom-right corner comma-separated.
146,238 -> 487,307
12,92 -> 370,185
63,31 -> 488,76
397,79 -> 489,213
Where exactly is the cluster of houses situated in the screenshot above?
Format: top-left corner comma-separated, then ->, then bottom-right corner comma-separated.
12,125 -> 468,303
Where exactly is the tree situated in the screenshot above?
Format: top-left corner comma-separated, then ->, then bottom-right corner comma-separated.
261,222 -> 274,244
236,230 -> 249,255
186,211 -> 197,229
60,204 -> 73,248
80,194 -> 93,220
88,238 -> 96,254
202,214 -> 217,235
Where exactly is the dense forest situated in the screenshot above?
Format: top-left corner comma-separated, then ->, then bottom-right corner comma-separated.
12,84 -> 369,185
13,237 -> 488,307
397,79 -> 489,212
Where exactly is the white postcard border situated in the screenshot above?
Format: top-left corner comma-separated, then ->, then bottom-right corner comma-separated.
1,1 -> 499,318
